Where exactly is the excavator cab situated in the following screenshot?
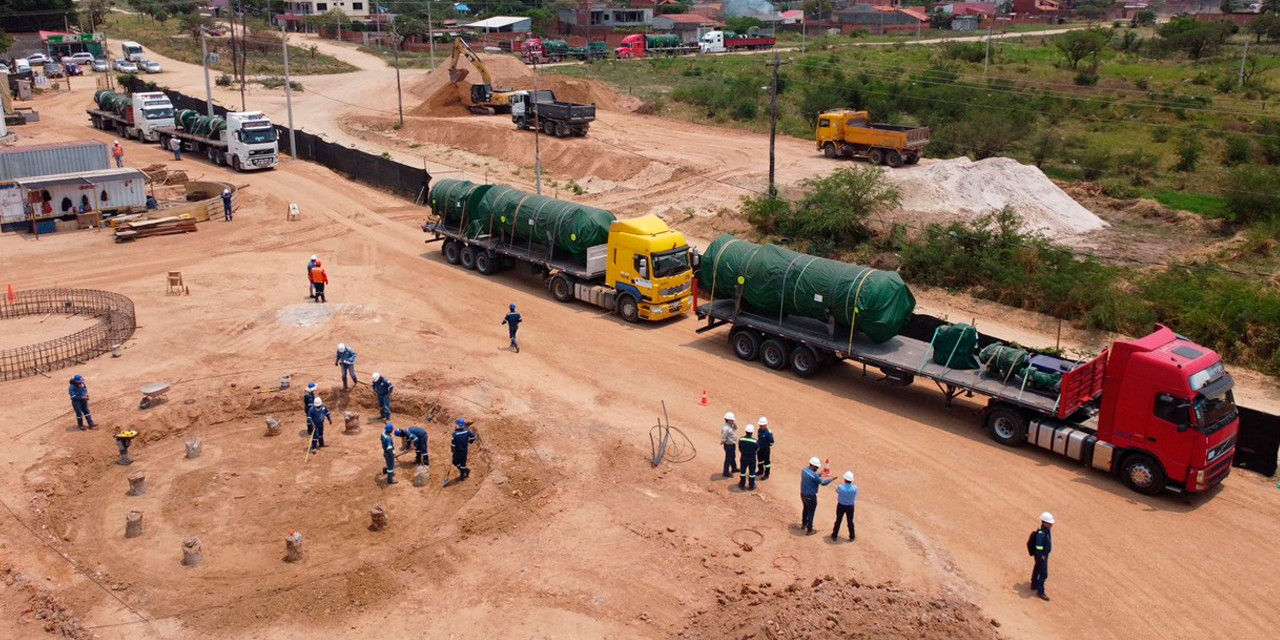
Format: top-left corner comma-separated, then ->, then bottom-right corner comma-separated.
471,84 -> 493,106
448,38 -> 517,115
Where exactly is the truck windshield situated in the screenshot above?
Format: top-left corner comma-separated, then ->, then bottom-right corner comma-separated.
143,107 -> 174,120
1194,387 -> 1237,436
653,247 -> 690,278
242,127 -> 277,144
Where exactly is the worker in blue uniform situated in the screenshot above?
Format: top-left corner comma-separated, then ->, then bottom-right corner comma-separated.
221,189 -> 233,221
372,373 -> 394,421
451,418 -> 477,481
381,424 -> 398,485
335,343 -> 358,389
303,382 -> 318,434
1030,512 -> 1054,601
755,417 -> 774,481
307,255 -> 318,299
68,374 -> 95,430
307,397 -> 331,453
502,304 -> 522,353
800,457 -> 834,535
832,471 -> 858,541
395,426 -> 429,466
737,423 -> 759,491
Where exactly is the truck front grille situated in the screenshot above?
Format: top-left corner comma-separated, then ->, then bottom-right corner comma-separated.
660,282 -> 691,297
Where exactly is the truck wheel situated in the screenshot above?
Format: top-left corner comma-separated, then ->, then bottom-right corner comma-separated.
730,328 -> 761,361
543,120 -> 555,135
442,240 -> 461,265
516,117 -> 528,130
550,274 -> 575,302
1121,453 -> 1167,496
555,123 -> 569,137
459,246 -> 477,270
789,346 -> 820,378
618,295 -> 640,323
986,407 -> 1027,447
760,338 -> 791,370
232,155 -> 243,171
823,143 -> 837,159
905,153 -> 920,165
475,251 -> 500,275
868,149 -> 884,165
886,150 -> 903,168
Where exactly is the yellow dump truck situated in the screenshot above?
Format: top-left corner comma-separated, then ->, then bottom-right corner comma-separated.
815,110 -> 930,167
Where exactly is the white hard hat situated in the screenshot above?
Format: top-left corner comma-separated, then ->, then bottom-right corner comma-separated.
338,343 -> 346,351
114,139 -> 119,144
372,373 -> 381,381
1040,512 -> 1055,524
843,471 -> 854,482
311,254 -> 318,260
809,457 -> 821,467
223,188 -> 230,194
313,397 -> 323,407
744,423 -> 755,434
757,417 -> 768,427
724,412 -> 735,422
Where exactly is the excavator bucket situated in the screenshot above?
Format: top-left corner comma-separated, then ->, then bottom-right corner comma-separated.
449,68 -> 469,84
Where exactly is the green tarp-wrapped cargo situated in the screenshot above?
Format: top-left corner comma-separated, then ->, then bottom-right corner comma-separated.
429,179 -> 614,263
979,344 -> 1062,393
176,109 -> 225,140
700,235 -> 916,344
94,90 -> 131,116
932,323 -> 980,369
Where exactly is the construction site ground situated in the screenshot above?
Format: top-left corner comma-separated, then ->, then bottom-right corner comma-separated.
1,40 -> 1279,640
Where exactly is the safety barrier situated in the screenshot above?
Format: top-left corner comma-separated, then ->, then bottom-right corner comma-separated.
0,289 -> 136,382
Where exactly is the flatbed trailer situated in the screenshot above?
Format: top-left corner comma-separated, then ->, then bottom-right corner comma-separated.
424,217 -> 606,281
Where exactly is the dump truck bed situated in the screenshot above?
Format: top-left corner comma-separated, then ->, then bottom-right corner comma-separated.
845,124 -> 931,150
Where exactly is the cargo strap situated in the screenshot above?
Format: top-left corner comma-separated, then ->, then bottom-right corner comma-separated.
787,256 -> 821,324
777,254 -> 810,327
923,325 -> 972,374
843,267 -> 876,355
708,238 -> 740,317
506,194 -> 535,243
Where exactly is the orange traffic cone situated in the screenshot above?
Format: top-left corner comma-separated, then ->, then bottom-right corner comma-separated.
5,284 -> 13,302
699,390 -> 709,407
822,458 -> 832,477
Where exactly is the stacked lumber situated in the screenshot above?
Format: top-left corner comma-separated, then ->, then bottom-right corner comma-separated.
113,216 -> 198,243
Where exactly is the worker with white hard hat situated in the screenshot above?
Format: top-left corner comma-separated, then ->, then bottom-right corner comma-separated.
1030,512 -> 1054,601
832,471 -> 859,541
221,187 -> 233,221
307,255 -> 319,299
334,342 -> 358,389
755,417 -> 775,481
307,396 -> 332,453
303,382 -> 319,434
799,456 -> 834,535
371,372 -> 394,421
111,140 -> 124,167
737,422 -> 759,491
720,412 -> 739,478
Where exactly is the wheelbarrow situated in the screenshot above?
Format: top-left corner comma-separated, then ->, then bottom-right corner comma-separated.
138,383 -> 172,410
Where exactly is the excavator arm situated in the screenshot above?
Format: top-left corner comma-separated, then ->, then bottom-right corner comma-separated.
448,38 -> 493,87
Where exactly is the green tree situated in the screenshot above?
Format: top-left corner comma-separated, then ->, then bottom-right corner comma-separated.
1055,28 -> 1108,70
791,166 -> 900,244
929,9 -> 951,30
1225,165 -> 1280,223
1133,9 -> 1156,26
1247,14 -> 1280,43
1223,134 -> 1252,166
1174,131 -> 1202,171
939,110 -> 1031,160
0,28 -> 13,55
1029,131 -> 1062,168
726,17 -> 764,34
1158,17 -> 1232,60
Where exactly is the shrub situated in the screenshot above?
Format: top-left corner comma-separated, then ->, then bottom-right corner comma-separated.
740,165 -> 900,248
1115,149 -> 1160,184
1222,134 -> 1251,166
215,73 -> 233,87
1078,146 -> 1112,180
1074,69 -> 1099,86
1151,126 -> 1171,143
1029,131 -> 1062,168
945,41 -> 987,63
1100,177 -> 1139,199
741,193 -> 793,236
1173,131 -> 1202,171
1225,165 -> 1280,224
1134,76 -> 1150,90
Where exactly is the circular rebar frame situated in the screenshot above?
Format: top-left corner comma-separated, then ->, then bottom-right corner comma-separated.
0,289 -> 136,382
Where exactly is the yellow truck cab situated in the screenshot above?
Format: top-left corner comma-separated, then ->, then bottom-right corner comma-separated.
815,109 -> 930,168
604,215 -> 694,322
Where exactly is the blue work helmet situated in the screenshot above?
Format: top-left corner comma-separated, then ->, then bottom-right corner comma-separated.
384,424 -> 394,433
456,418 -> 467,428
509,303 -> 516,311
73,374 -> 84,382
307,382 -> 317,391
393,428 -> 406,437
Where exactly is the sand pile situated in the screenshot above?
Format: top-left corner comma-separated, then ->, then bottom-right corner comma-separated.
893,157 -> 1107,239
409,52 -> 640,117
682,575 -> 1003,640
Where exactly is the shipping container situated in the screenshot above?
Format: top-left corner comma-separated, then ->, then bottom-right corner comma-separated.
0,140 -> 111,181
17,168 -> 148,218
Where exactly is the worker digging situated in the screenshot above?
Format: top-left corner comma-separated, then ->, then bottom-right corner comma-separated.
396,425 -> 429,466
67,374 -> 95,430
449,418 -> 477,485
372,373 -> 394,421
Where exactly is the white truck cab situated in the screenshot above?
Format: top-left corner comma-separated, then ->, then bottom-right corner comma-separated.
131,91 -> 175,142
699,31 -> 728,54
121,41 -> 145,62
224,111 -> 279,171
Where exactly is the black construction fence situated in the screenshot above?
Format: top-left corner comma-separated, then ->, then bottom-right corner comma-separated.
125,78 -> 431,202
903,313 -> 1278,476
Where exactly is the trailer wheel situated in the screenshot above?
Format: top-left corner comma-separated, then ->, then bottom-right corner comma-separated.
442,240 -> 461,265
886,150 -> 904,168
905,153 -> 920,165
730,328 -> 761,361
868,149 -> 884,166
1121,453 -> 1167,496
475,251 -> 500,275
232,155 -> 243,172
789,346 -> 820,378
550,274 -> 576,302
618,295 -> 640,323
760,338 -> 791,370
823,142 -> 837,159
986,407 -> 1027,447
459,246 -> 478,270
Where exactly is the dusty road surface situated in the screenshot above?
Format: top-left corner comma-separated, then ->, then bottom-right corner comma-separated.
1,59 -> 1279,640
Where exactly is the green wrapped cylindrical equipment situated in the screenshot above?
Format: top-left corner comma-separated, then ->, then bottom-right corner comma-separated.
430,179 -> 615,263
979,344 -> 1062,393
176,108 -> 225,140
645,34 -> 682,49
543,39 -> 570,54
700,235 -> 916,344
932,323 -> 980,369
94,90 -> 132,116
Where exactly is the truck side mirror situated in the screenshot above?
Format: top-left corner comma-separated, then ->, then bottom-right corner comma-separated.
690,250 -> 701,269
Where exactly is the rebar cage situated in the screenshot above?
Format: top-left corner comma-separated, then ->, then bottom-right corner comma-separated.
0,289 -> 137,382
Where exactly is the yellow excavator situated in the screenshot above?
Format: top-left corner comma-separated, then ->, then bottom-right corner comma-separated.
448,38 -> 520,115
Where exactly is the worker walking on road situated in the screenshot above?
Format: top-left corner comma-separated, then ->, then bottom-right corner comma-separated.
395,426 -> 429,465
1029,512 -> 1054,601
112,140 -> 124,167
221,189 -> 233,221
307,255 -> 318,299
502,304 -> 522,353
307,397 -> 331,453
738,423 -> 759,491
800,457 -> 834,535
832,471 -> 858,541
720,412 -> 738,478
756,417 -> 774,480
335,343 -> 357,388
303,382 -> 318,434
310,260 -> 328,303
451,418 -> 477,482
68,374 -> 95,430
381,424 -> 398,485
372,373 -> 394,421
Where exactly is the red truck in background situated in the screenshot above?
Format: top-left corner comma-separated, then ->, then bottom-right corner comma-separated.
614,33 -> 697,59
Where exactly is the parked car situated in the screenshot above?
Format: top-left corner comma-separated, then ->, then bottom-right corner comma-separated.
26,52 -> 50,65
92,59 -> 109,73
141,60 -> 163,74
113,59 -> 138,73
43,63 -> 65,78
64,62 -> 83,76
62,52 -> 96,65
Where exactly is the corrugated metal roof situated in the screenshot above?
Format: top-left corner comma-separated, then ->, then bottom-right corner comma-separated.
17,168 -> 146,190
0,140 -> 111,181
464,16 -> 531,29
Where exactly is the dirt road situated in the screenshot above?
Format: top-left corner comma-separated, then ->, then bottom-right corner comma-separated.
1,82 -> 1278,640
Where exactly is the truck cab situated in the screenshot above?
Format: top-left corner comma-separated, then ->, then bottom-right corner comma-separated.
509,90 -> 556,120
121,41 -> 144,62
604,216 -> 694,322
699,31 -> 728,54
224,111 -> 279,171
615,35 -> 646,59
1096,327 -> 1238,493
130,91 -> 175,142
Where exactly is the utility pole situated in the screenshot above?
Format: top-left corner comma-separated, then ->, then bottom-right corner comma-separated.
427,1 -> 436,69
1239,40 -> 1250,89
983,20 -> 993,75
533,59 -> 542,195
239,2 -> 249,111
200,29 -> 215,117
769,52 -> 780,198
392,24 -> 404,127
280,21 -> 297,162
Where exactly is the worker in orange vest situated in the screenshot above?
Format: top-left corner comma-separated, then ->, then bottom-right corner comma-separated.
112,140 -> 124,168
310,260 -> 329,303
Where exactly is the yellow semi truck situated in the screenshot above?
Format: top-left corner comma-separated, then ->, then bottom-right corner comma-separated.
815,109 -> 930,167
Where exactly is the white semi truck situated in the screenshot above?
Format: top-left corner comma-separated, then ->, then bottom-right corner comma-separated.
86,90 -> 176,143
156,110 -> 280,172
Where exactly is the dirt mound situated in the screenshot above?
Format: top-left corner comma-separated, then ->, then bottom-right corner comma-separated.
682,575 -> 1003,640
409,52 -> 639,117
892,157 -> 1107,239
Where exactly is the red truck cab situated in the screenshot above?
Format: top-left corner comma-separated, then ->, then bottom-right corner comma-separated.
615,35 -> 646,59
1095,327 -> 1239,493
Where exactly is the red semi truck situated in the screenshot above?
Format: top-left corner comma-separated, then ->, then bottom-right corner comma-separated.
698,299 -> 1240,496
614,34 -> 697,59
